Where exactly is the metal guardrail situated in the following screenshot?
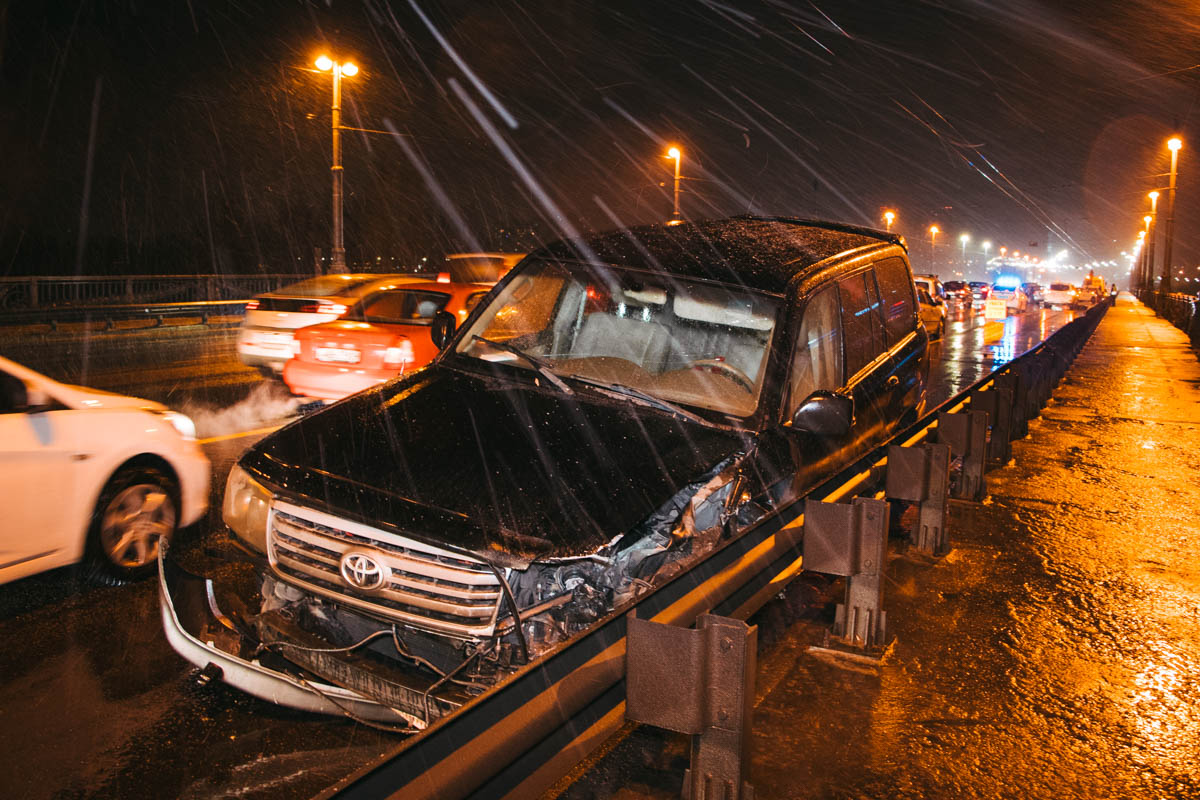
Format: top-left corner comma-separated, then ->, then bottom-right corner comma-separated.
0,274 -> 313,310
315,300 -> 1112,800
1137,289 -> 1200,344
0,300 -> 251,330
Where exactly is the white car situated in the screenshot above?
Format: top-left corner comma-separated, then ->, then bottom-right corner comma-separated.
238,274 -> 411,373
989,283 -> 1028,314
0,356 -> 209,584
1042,282 -> 1076,309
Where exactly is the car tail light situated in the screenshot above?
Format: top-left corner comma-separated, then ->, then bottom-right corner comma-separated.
436,272 -> 451,283
245,299 -> 260,310
383,339 -> 415,368
297,301 -> 349,315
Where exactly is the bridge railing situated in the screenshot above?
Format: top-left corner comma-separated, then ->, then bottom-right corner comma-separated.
0,274 -> 313,310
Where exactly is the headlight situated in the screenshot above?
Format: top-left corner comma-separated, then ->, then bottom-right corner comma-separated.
162,410 -> 197,441
223,464 -> 272,553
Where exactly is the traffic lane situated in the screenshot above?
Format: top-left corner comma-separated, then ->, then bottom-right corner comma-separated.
926,304 -> 1082,407
0,322 -> 271,414
0,424 -> 398,800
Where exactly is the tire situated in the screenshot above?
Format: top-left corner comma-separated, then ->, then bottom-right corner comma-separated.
86,465 -> 179,583
936,319 -> 946,339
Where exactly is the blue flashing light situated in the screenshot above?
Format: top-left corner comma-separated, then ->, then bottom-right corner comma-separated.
994,274 -> 1022,289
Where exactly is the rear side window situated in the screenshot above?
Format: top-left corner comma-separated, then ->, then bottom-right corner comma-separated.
875,258 -> 917,344
838,270 -> 886,378
785,287 -> 843,419
357,290 -> 449,324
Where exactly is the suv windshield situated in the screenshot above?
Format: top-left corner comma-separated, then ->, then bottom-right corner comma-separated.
454,258 -> 780,418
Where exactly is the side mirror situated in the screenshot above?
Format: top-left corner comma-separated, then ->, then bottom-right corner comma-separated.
791,390 -> 854,436
430,311 -> 457,350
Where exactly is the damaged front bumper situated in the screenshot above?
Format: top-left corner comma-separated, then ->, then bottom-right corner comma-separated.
158,546 -> 443,729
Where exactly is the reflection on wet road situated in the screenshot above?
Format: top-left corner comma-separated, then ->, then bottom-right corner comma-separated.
928,303 -> 1080,406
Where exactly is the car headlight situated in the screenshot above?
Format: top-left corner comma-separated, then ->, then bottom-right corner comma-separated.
162,410 -> 197,441
223,464 -> 272,554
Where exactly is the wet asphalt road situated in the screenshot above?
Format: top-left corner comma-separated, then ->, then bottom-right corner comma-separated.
0,303 -> 1083,799
557,296 -> 1200,799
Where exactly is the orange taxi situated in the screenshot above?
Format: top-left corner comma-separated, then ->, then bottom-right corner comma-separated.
283,279 -> 493,400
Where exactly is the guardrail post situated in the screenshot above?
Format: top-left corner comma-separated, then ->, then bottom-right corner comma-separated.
802,497 -> 890,649
935,410 -> 987,500
29,277 -> 38,309
885,443 -> 951,555
972,388 -> 1013,466
994,372 -> 1027,437
626,613 -> 756,800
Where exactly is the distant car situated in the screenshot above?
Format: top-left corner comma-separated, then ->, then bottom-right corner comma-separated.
1043,282 -> 1076,309
283,280 -> 495,401
968,281 -> 990,307
942,280 -> 971,305
917,286 -> 947,339
1078,275 -> 1106,308
913,274 -> 944,301
237,274 -> 411,374
0,356 -> 209,584
989,283 -> 1029,314
1022,282 -> 1044,305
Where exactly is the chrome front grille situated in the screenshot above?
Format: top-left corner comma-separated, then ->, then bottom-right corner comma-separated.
267,501 -> 503,639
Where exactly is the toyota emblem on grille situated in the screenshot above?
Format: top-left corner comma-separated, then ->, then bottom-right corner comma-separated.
339,551 -> 389,592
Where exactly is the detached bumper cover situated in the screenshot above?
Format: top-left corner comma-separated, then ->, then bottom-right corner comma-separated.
157,548 -> 423,727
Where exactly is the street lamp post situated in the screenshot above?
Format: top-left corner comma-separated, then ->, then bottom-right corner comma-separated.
315,54 -> 359,271
1141,214 -> 1153,291
883,210 -> 896,232
928,225 -> 939,271
981,241 -> 992,267
1162,137 -> 1182,294
959,233 -> 970,267
1145,191 -> 1159,291
666,147 -> 682,222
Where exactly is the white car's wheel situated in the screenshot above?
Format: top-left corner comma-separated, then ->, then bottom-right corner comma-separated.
88,465 -> 179,582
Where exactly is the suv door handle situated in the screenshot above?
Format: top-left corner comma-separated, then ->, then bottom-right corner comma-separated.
886,375 -> 900,388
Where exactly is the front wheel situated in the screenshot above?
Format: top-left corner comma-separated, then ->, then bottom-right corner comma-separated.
87,466 -> 179,583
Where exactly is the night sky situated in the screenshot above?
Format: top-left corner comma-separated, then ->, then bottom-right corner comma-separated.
2,0 -> 1198,285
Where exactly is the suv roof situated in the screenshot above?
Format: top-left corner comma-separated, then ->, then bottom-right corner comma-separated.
530,216 -> 903,295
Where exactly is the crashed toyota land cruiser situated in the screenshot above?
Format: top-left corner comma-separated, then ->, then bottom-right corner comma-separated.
160,216 -> 928,728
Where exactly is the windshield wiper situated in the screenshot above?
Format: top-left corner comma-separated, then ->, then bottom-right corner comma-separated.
567,374 -> 718,428
470,336 -> 573,394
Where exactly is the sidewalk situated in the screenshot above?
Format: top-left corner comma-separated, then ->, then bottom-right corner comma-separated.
556,295 -> 1200,799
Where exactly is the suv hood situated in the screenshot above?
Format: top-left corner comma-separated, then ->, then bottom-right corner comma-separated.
241,366 -> 749,564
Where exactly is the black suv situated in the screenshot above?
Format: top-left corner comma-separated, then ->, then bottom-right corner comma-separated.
163,216 -> 929,724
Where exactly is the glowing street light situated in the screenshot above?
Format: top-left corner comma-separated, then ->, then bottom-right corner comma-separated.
959,233 -> 970,264
315,54 -> 360,270
982,240 -> 992,259
883,210 -> 896,232
665,146 -> 682,222
1161,137 -> 1182,293
929,225 -> 940,270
